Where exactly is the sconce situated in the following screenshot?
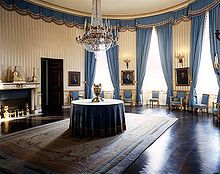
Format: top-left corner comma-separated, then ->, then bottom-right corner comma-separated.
176,54 -> 184,67
124,58 -> 130,69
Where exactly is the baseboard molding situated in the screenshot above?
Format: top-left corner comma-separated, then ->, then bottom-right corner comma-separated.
62,105 -> 71,109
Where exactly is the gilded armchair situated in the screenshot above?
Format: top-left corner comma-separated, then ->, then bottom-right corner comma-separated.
170,91 -> 186,111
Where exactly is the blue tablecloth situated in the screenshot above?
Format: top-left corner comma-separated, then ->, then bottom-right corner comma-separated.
70,99 -> 126,137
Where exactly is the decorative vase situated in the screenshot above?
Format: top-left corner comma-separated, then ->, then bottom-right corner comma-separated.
92,84 -> 102,102
32,68 -> 37,82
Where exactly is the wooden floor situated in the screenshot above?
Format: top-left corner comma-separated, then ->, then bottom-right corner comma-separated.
124,106 -> 220,174
0,106 -> 220,174
0,110 -> 69,136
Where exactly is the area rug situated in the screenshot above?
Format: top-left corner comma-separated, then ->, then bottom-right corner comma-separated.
0,113 -> 178,174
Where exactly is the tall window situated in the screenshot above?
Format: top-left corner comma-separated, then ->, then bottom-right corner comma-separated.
196,13 -> 218,96
94,51 -> 114,91
142,28 -> 167,91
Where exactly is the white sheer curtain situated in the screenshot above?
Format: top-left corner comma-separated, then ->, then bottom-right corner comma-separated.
94,51 -> 113,91
142,28 -> 167,104
196,13 -> 218,103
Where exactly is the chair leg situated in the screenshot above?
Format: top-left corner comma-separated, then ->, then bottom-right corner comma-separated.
201,108 -> 203,115
183,103 -> 186,111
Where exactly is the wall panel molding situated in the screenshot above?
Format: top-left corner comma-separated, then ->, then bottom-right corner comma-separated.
172,20 -> 191,92
119,31 -> 136,91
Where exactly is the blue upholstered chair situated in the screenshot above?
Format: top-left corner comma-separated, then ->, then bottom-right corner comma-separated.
139,92 -> 144,106
170,91 -> 186,111
100,90 -> 104,98
123,90 -> 133,106
212,102 -> 220,120
70,91 -> 83,102
149,91 -> 160,107
193,94 -> 209,114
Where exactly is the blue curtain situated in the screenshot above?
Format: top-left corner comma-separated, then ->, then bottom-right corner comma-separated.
157,24 -> 173,105
136,28 -> 152,104
188,14 -> 205,107
209,5 -> 220,102
85,51 -> 96,99
106,45 -> 120,99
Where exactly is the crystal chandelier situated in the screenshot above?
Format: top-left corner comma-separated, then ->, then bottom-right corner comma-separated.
76,0 -> 118,53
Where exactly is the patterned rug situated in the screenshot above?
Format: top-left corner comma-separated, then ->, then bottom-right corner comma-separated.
0,113 -> 178,174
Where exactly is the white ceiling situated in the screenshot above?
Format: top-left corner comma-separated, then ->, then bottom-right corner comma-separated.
28,0 -> 194,19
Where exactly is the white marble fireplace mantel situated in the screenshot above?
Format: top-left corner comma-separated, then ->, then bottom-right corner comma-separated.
0,82 -> 40,90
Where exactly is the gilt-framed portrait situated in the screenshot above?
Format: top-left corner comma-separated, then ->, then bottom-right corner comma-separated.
121,70 -> 134,85
175,67 -> 190,86
68,71 -> 80,86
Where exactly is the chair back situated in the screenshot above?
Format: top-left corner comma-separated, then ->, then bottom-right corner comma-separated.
201,94 -> 209,105
70,91 -> 79,100
177,91 -> 185,99
100,91 -> 104,98
193,96 -> 198,105
152,91 -> 159,99
124,90 -> 132,99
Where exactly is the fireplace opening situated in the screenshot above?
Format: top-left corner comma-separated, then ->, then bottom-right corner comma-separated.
0,89 -> 32,118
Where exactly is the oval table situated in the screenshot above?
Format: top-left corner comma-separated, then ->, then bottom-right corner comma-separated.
70,99 -> 126,137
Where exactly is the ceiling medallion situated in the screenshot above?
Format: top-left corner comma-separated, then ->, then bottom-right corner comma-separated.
76,0 -> 119,53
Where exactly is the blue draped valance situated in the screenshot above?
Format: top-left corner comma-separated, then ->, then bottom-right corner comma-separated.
1,0 -> 219,30
189,0 -> 220,16
0,0 -> 85,27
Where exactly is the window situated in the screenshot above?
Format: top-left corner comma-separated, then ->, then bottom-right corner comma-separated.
94,51 -> 114,91
142,28 -> 167,91
196,13 -> 218,96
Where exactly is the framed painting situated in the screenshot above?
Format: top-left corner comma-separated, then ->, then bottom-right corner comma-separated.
68,71 -> 80,86
175,67 -> 190,86
121,70 -> 134,85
